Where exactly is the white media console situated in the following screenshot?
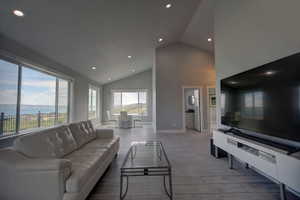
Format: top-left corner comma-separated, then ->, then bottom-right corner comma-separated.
213,130 -> 300,200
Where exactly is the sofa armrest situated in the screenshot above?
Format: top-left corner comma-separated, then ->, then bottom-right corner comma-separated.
0,149 -> 71,200
95,128 -> 114,139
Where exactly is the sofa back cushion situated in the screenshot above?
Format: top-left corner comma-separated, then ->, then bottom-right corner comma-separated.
86,120 -> 96,135
68,121 -> 96,148
14,126 -> 78,158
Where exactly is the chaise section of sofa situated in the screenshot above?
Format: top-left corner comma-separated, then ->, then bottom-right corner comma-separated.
0,120 -> 119,200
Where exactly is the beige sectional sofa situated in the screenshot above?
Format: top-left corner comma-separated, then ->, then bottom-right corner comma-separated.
0,120 -> 120,200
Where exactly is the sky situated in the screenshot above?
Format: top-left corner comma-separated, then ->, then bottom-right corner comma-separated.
0,59 -> 68,106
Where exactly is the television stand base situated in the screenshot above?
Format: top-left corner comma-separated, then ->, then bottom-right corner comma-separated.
227,152 -> 288,200
213,130 -> 300,198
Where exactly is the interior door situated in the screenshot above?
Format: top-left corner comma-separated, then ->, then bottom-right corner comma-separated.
193,89 -> 201,132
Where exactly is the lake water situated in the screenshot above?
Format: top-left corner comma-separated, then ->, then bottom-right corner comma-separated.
0,104 -> 67,116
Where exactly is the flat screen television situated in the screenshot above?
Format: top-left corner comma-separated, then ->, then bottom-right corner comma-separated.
221,53 -> 300,144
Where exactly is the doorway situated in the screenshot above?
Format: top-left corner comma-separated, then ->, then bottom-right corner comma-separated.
182,86 -> 203,132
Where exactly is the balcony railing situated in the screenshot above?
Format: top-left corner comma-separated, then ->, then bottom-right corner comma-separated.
0,112 -> 67,136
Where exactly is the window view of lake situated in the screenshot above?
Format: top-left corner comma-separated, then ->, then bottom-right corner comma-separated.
0,104 -> 68,116
0,59 -> 69,136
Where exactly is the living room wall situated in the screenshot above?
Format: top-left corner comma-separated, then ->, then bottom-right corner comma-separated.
214,0 -> 300,126
155,43 -> 215,131
102,69 -> 153,122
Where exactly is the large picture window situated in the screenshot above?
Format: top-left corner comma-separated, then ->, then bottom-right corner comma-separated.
0,59 -> 19,134
88,85 -> 98,119
111,90 -> 148,116
0,58 -> 70,137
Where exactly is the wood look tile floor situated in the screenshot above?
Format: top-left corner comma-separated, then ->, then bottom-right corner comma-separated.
87,127 -> 299,200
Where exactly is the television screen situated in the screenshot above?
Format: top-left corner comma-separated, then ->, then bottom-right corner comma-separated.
221,53 -> 300,143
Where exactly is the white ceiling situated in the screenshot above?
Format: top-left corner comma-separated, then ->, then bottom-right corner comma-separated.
0,0 -> 214,84
181,0 -> 215,52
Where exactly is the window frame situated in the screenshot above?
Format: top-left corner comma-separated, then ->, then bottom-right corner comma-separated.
0,54 -> 72,138
111,89 -> 148,116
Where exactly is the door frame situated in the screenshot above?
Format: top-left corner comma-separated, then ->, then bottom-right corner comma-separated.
182,86 -> 204,132
206,85 -> 216,132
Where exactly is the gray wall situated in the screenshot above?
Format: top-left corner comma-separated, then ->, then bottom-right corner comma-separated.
214,0 -> 300,126
102,69 -> 153,122
155,43 -> 216,131
0,35 -> 102,123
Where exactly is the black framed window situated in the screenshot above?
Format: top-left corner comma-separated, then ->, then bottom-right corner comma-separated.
0,58 -> 70,137
111,89 -> 148,116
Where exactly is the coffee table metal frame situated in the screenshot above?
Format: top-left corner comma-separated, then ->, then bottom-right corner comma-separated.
120,141 -> 173,200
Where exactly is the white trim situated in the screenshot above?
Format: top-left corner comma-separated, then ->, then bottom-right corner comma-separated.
206,85 -> 216,133
182,86 -> 204,132
156,129 -> 185,133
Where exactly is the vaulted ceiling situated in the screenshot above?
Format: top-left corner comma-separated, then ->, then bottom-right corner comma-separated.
0,0 -> 214,84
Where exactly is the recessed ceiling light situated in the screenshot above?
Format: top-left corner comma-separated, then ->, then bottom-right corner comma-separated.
158,38 -> 164,42
91,66 -> 96,70
13,10 -> 24,17
165,3 -> 172,8
230,81 -> 238,84
208,38 -> 213,42
265,71 -> 276,76
128,56 -> 132,59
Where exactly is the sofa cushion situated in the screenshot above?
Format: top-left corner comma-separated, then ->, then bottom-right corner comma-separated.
84,137 -> 120,150
68,122 -> 96,148
66,145 -> 108,158
14,126 -> 77,158
58,126 -> 78,155
64,148 -> 108,192
86,120 -> 96,135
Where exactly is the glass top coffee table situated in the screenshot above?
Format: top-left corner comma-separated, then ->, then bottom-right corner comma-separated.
120,141 -> 173,200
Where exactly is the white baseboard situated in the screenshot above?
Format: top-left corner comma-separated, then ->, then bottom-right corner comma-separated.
156,129 -> 185,133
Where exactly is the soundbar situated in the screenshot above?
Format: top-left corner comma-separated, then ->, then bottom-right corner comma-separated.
218,128 -> 299,154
